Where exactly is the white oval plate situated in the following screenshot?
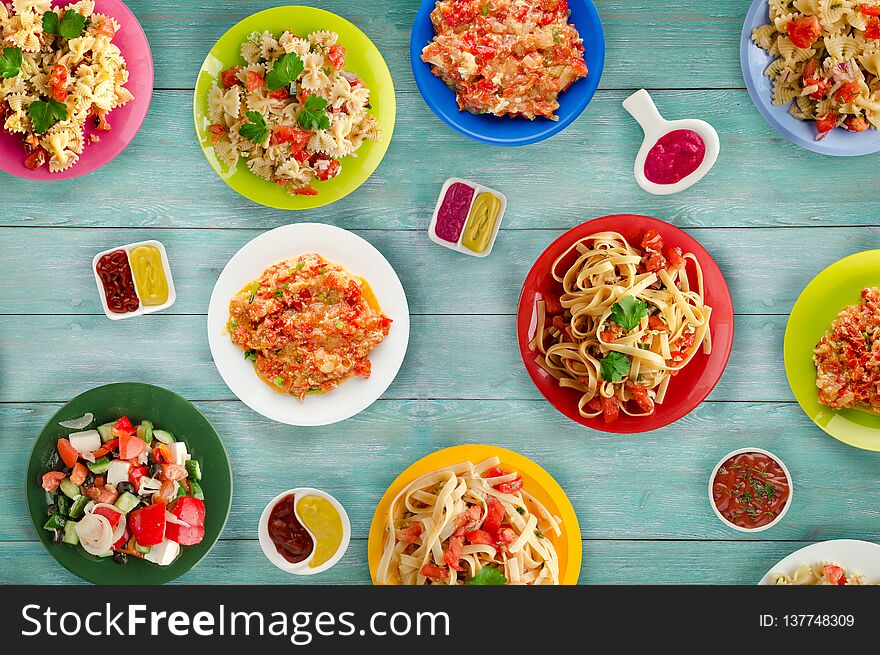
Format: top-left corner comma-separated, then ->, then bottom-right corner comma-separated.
207,223 -> 410,426
758,539 -> 880,585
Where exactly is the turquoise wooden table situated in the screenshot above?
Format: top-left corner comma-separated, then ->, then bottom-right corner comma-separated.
2,0 -> 879,585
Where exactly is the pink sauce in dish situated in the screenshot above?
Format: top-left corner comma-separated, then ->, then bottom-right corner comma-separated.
435,182 -> 475,243
644,129 -> 705,185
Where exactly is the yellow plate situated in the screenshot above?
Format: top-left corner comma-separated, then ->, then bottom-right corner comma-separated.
784,250 -> 880,451
367,444 -> 582,585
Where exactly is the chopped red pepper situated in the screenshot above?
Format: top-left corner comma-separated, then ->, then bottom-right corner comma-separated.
128,502 -> 166,546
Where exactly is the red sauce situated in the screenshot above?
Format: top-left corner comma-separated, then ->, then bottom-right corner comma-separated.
435,182 -> 475,243
644,129 -> 705,185
96,250 -> 140,314
712,452 -> 790,529
267,493 -> 314,564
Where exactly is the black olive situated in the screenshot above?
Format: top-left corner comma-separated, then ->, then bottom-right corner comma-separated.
149,463 -> 162,478
116,481 -> 136,495
52,529 -> 64,545
113,551 -> 128,565
84,472 -> 95,487
46,504 -> 58,517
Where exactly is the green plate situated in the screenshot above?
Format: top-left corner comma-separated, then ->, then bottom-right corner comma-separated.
784,250 -> 880,451
25,383 -> 233,584
193,5 -> 396,210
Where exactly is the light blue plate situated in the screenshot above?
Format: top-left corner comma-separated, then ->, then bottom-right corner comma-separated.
741,0 -> 880,156
410,0 -> 605,146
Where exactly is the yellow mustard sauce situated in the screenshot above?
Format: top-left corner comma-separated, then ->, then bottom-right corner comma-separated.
296,495 -> 344,568
461,192 -> 501,253
129,245 -> 169,306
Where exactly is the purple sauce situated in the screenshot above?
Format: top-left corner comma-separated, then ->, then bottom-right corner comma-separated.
644,129 -> 706,185
435,182 -> 475,243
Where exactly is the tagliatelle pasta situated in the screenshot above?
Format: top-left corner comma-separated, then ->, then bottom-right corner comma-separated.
529,230 -> 712,423
377,457 -> 562,585
752,0 -> 880,137
206,29 -> 381,196
0,0 -> 133,172
772,562 -> 871,585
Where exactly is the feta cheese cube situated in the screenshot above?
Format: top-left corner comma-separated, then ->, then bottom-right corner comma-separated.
68,430 -> 102,454
170,442 -> 190,465
144,539 -> 180,566
106,460 -> 130,486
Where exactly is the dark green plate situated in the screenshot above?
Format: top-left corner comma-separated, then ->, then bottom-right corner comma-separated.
26,383 -> 233,584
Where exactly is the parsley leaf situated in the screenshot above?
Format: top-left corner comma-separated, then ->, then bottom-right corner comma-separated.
28,99 -> 68,134
298,93 -> 330,131
240,110 -> 268,144
609,295 -> 648,331
265,52 -> 304,91
599,351 -> 631,383
43,10 -> 87,40
0,47 -> 22,79
465,566 -> 507,586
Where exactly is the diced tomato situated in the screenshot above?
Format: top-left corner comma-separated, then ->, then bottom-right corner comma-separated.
482,497 -> 504,534
291,185 -> 318,195
161,463 -> 188,481
353,358 -> 371,378
152,443 -> 174,465
465,529 -> 495,546
816,112 -> 837,135
112,416 -> 136,438
118,432 -> 147,460
496,526 -> 517,544
626,382 -> 654,413
92,438 -> 118,460
648,315 -> 666,331
268,87 -> 289,100
23,146 -> 47,170
128,502 -> 166,547
291,149 -> 310,163
165,497 -> 206,546
153,479 -> 177,505
85,480 -> 118,505
824,564 -> 847,585
92,506 -> 122,528
482,466 -> 505,479
845,116 -> 870,132
420,563 -> 449,580
129,465 -> 148,488
327,44 -> 347,69
586,395 -> 603,412
208,123 -> 228,144
398,522 -> 423,544
220,66 -> 243,89
57,437 -> 80,468
804,77 -> 831,100
801,59 -> 817,80
270,125 -> 311,149
569,56 -> 588,78
602,395 -> 620,423
542,294 -> 563,315
643,252 -> 667,273
787,15 -> 822,48
861,3 -> 880,15
495,477 -> 523,495
836,81 -> 860,103
91,108 -> 111,132
247,70 -> 266,92
443,535 -> 465,571
666,246 -> 686,271
69,462 -> 87,486
41,471 -> 67,493
866,15 -> 880,39
641,229 -> 664,252
48,64 -> 68,102
315,159 -> 341,182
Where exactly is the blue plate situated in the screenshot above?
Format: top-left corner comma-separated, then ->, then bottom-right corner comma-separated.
410,0 -> 605,146
741,0 -> 880,156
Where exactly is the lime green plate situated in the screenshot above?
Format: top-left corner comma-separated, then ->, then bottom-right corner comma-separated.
784,250 -> 880,451
193,5 -> 396,210
26,383 -> 232,584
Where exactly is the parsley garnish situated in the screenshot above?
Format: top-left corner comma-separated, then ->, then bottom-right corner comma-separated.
599,351 -> 631,383
298,93 -> 330,131
296,261 -> 305,269
465,566 -> 507,586
265,52 -> 304,91
481,2 -> 489,14
43,10 -> 87,40
273,376 -> 285,387
244,349 -> 258,362
28,99 -> 68,134
240,110 -> 269,144
273,289 -> 284,298
227,320 -> 238,330
609,296 -> 648,331
0,47 -> 22,79
248,281 -> 260,304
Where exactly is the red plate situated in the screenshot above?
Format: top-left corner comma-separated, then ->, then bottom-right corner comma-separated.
516,215 -> 735,434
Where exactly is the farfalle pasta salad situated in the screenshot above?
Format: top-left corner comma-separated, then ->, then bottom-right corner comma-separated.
752,0 -> 880,138
0,0 -> 133,172
206,29 -> 381,196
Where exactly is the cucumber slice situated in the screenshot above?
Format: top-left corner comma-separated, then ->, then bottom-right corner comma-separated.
152,429 -> 175,444
69,495 -> 89,519
87,456 -> 111,474
97,422 -> 115,443
114,492 -> 140,514
59,477 -> 80,500
62,520 -> 79,545
134,542 -> 151,555
137,420 -> 153,442
185,459 -> 201,481
188,479 -> 205,500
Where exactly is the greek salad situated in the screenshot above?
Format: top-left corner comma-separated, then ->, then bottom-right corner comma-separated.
39,415 -> 206,566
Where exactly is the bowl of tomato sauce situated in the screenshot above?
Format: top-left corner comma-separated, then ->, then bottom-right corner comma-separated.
709,448 -> 793,533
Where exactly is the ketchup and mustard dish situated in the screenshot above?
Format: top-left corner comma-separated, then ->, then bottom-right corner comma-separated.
428,178 -> 507,257
93,240 -> 176,320
259,487 -> 351,575
623,89 -> 719,195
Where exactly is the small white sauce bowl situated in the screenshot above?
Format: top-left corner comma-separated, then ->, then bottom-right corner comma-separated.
708,447 -> 793,533
623,89 -> 720,196
258,487 -> 351,575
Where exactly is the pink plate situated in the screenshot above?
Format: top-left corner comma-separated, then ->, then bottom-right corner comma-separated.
516,215 -> 735,434
0,0 -> 153,180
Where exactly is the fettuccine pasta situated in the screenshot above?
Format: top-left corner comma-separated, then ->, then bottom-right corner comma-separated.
377,457 -> 562,585
772,562 -> 870,585
529,229 -> 712,423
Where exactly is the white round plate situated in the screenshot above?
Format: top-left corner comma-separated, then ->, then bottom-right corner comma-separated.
758,539 -> 880,585
207,223 -> 410,426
